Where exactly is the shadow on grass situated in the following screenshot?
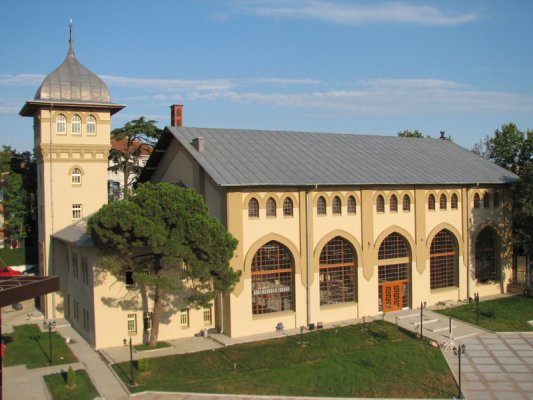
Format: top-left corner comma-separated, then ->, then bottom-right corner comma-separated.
31,334 -> 50,364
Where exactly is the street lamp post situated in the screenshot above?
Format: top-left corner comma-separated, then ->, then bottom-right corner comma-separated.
129,337 -> 135,385
453,343 -> 466,399
474,292 -> 479,325
43,320 -> 56,366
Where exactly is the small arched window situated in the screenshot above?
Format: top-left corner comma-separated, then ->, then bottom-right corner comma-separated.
283,197 -> 293,217
332,196 -> 342,215
56,114 -> 66,134
71,168 -> 82,185
451,193 -> 458,209
390,195 -> 398,212
402,194 -> 410,211
317,196 -> 327,215
72,115 -> 81,135
87,115 -> 96,135
493,192 -> 500,208
347,196 -> 356,214
248,198 -> 259,218
473,193 -> 480,209
376,195 -> 385,213
483,192 -> 490,208
266,197 -> 277,217
440,194 -> 447,210
428,194 -> 435,211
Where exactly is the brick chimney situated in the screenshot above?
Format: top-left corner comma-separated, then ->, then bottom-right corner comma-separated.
170,104 -> 183,127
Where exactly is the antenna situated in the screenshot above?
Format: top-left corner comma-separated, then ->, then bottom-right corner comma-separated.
69,18 -> 73,46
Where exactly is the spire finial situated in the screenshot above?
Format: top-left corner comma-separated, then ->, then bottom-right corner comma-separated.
69,18 -> 73,47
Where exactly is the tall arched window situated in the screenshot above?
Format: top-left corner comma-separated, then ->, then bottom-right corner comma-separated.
283,197 -> 293,217
251,241 -> 294,315
378,233 -> 410,312
266,197 -> 276,217
475,228 -> 497,282
332,196 -> 342,215
402,195 -> 410,211
390,195 -> 398,212
440,194 -> 447,210
56,114 -> 66,134
347,196 -> 356,214
483,192 -> 490,208
86,115 -> 96,135
317,196 -> 326,215
72,115 -> 81,135
376,195 -> 385,213
473,193 -> 480,209
428,194 -> 435,211
71,168 -> 82,185
248,198 -> 259,218
451,193 -> 458,209
319,237 -> 356,305
430,230 -> 457,289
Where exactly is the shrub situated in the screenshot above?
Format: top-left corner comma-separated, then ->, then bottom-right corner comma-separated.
66,366 -> 76,388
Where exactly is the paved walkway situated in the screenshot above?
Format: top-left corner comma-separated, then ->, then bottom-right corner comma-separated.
3,296 -> 533,400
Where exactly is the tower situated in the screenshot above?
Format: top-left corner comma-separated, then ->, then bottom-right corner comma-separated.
20,23 -> 125,317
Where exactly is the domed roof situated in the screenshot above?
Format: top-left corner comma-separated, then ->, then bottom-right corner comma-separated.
34,43 -> 111,104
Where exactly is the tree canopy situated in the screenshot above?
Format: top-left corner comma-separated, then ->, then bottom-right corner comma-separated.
88,182 -> 240,345
397,129 -> 428,138
108,117 -> 160,199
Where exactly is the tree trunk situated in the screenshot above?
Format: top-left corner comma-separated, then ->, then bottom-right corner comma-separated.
149,284 -> 162,346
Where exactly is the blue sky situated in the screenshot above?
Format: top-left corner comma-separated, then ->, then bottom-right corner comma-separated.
2,0 -> 533,152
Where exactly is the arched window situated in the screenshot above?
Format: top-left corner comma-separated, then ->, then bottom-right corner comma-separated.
428,194 -> 435,211
475,228 -> 497,282
71,168 -> 82,185
483,192 -> 490,208
402,194 -> 410,212
248,198 -> 259,218
473,193 -> 480,209
451,193 -> 458,209
56,114 -> 66,134
493,192 -> 500,208
72,115 -> 81,135
376,195 -> 385,213
430,230 -> 457,289
266,197 -> 276,217
390,195 -> 398,212
317,196 -> 326,215
251,241 -> 294,315
439,194 -> 447,210
347,196 -> 356,214
332,196 -> 342,215
319,237 -> 356,305
378,233 -> 410,312
86,115 -> 96,135
283,197 -> 293,217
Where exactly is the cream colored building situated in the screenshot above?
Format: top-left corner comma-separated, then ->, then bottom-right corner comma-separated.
20,33 -> 518,349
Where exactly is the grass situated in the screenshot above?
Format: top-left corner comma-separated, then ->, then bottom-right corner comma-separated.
437,295 -> 533,332
114,321 -> 456,398
0,247 -> 37,266
134,341 -> 171,351
2,324 -> 78,368
44,369 -> 100,400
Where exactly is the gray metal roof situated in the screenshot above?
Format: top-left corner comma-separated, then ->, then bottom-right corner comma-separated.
53,219 -> 93,247
34,44 -> 111,104
147,127 -> 518,187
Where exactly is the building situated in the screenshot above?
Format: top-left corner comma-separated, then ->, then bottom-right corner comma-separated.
20,31 -> 519,348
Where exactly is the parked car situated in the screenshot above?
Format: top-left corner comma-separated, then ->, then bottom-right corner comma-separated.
0,267 -> 22,277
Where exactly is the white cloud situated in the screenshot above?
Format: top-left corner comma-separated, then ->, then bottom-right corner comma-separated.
100,75 -> 234,92
240,0 -> 478,26
0,74 -> 45,86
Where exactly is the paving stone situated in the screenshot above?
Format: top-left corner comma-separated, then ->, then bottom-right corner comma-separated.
465,381 -> 487,390
513,373 -> 533,382
497,357 -> 524,364
494,391 -> 526,400
490,344 -> 511,350
469,350 -> 491,357
516,351 -> 533,357
511,344 -> 532,351
468,391 -> 495,400
522,357 -> 533,365
489,381 -> 516,391
461,365 -> 475,372
482,372 -> 509,381
464,372 -> 481,381
491,350 -> 516,357
503,364 -> 530,373
467,344 -> 486,351
476,364 -> 503,372
471,356 -> 496,364
518,382 -> 533,391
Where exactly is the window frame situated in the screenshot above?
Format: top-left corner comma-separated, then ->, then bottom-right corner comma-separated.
332,196 -> 342,215
248,198 -> 259,218
319,237 -> 356,305
283,197 -> 293,217
72,204 -> 82,220
430,230 -> 457,289
402,194 -> 410,212
71,168 -> 82,185
317,196 -> 327,215
439,194 -> 447,210
86,115 -> 96,136
71,114 -> 81,135
266,197 -> 277,217
451,193 -> 458,209
376,195 -> 385,213
428,194 -> 436,211
347,195 -> 356,214
56,114 -> 67,135
390,195 -> 398,213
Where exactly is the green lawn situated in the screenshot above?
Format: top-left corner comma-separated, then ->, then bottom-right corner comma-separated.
44,370 -> 100,400
2,324 -> 78,368
114,321 -> 456,398
437,295 -> 533,332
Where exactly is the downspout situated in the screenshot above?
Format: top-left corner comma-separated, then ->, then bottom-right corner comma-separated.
219,292 -> 224,334
305,187 -> 312,326
49,103 -> 56,319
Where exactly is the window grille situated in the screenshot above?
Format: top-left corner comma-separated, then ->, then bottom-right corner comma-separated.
56,114 -> 66,134
143,312 -> 153,331
71,168 -> 82,185
378,233 -> 409,260
266,197 -> 276,217
347,196 -> 356,214
203,308 -> 212,324
317,196 -> 326,215
283,197 -> 293,216
87,115 -> 96,135
376,195 -> 384,213
319,237 -> 356,305
72,115 -> 81,135
72,204 -> 82,220
473,193 -> 480,208
127,313 -> 137,334
430,230 -> 457,289
402,194 -> 410,211
428,194 -> 435,210
180,309 -> 189,327
251,241 -> 294,315
451,193 -> 458,209
390,195 -> 398,212
248,198 -> 259,218
440,194 -> 447,210
475,228 -> 497,282
332,196 -> 342,215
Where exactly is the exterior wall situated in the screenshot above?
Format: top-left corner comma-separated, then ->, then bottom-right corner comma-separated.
36,107 -> 111,318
